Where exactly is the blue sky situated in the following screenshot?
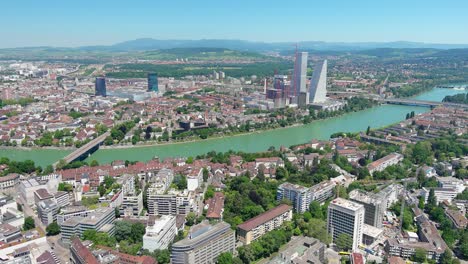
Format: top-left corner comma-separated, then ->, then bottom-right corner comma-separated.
2,0 -> 468,48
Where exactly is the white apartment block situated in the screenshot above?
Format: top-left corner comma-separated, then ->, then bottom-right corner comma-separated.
310,180 -> 336,204
277,182 -> 311,213
421,187 -> 458,204
143,215 -> 177,251
327,198 -> 365,251
367,153 -> 404,174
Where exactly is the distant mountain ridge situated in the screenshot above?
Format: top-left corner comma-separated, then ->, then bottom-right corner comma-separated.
3,38 -> 468,52
104,39 -> 468,51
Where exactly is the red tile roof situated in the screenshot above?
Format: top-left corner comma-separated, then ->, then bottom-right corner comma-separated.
237,204 -> 292,232
70,237 -> 99,264
206,192 -> 225,219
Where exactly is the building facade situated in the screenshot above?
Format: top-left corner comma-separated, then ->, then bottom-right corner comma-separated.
171,222 -> 235,264
237,204 -> 292,245
143,215 -> 177,251
309,60 -> 328,103
147,73 -> 158,93
95,77 -> 106,97
327,198 -> 365,251
349,189 -> 385,228
277,183 -> 311,213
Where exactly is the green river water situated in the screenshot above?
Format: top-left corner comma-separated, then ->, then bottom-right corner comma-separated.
0,88 -> 465,167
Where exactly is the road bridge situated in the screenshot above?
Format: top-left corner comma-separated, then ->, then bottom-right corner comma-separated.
54,131 -> 110,167
379,98 -> 468,109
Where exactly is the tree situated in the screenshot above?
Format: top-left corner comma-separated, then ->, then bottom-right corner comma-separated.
154,249 -> 170,264
43,165 -> 54,175
90,160 -> 99,167
202,167 -> 209,182
366,126 -> 371,135
427,188 -> 437,210
309,201 -> 324,219
440,249 -> 453,264
58,182 -> 73,192
46,222 -> 60,236
115,221 -> 132,242
413,248 -> 427,263
174,174 -> 187,190
23,216 -> 35,231
335,233 -> 352,251
130,222 -> 146,243
217,252 -> 234,264
56,159 -> 67,170
186,212 -> 197,226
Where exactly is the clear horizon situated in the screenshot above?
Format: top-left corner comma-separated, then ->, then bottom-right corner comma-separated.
2,0 -> 468,48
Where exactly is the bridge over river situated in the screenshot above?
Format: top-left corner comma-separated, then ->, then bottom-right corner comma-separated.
53,131 -> 110,167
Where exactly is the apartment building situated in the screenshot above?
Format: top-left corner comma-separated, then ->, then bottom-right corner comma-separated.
277,183 -> 311,213
327,198 -> 365,251
349,189 -> 385,228
61,207 -> 115,243
143,215 -> 177,251
367,153 -> 403,174
310,180 -> 336,204
171,222 -> 235,264
147,189 -> 194,216
237,204 -> 292,245
37,199 -> 59,225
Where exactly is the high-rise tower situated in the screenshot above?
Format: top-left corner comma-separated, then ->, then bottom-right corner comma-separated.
148,73 -> 159,92
309,60 -> 327,103
95,77 -> 106,97
327,198 -> 365,251
294,52 -> 308,95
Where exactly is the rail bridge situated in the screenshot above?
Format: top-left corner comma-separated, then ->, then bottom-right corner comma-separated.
54,131 -> 110,167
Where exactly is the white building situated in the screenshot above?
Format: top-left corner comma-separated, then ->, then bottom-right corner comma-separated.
143,215 -> 177,251
367,153 -> 404,174
437,177 -> 465,193
327,198 -> 365,251
277,183 -> 311,213
421,187 -> 458,204
309,60 -> 328,103
310,180 -> 336,204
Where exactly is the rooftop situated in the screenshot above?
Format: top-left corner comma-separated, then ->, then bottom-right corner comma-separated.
329,198 -> 364,211
237,204 -> 292,232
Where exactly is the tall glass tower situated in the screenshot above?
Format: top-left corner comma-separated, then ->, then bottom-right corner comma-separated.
95,77 -> 106,97
148,73 -> 158,92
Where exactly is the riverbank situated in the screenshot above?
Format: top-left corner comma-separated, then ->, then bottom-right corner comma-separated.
0,88 -> 464,167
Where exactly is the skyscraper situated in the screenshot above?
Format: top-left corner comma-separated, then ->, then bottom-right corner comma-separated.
309,60 -> 328,103
294,52 -> 308,95
148,73 -> 159,92
95,77 -> 106,97
327,198 -> 365,251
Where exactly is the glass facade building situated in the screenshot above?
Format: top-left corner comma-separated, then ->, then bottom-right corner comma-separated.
148,73 -> 159,92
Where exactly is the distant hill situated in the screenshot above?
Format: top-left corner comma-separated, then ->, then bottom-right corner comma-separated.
137,47 -> 269,60
103,39 -> 468,52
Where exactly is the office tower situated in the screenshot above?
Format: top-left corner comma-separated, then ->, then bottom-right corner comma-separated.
349,190 -> 385,228
327,198 -> 365,251
277,182 -> 311,213
309,60 -> 327,103
294,52 -> 308,95
95,77 -> 107,97
171,222 -> 235,264
148,73 -> 159,92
